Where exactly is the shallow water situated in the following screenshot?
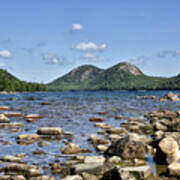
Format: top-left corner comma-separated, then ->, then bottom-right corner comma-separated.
0,90 -> 180,178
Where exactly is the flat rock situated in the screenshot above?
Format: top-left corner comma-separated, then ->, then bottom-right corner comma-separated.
24,114 -> 43,119
37,127 -> 63,135
71,162 -> 103,175
3,112 -> 24,117
0,106 -> 10,111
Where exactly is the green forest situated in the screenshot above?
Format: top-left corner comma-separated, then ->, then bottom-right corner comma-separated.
0,69 -> 47,92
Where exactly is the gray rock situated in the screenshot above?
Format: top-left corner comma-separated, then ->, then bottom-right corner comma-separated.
71,163 -> 103,175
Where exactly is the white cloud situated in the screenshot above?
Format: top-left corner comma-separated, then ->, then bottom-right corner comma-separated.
73,42 -> 107,52
71,24 -> 83,31
157,50 -> 180,58
130,56 -> 147,66
42,53 -> 65,64
0,50 -> 12,59
84,52 -> 97,61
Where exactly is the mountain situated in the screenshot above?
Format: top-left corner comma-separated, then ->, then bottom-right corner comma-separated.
48,65 -> 104,91
0,69 -> 47,92
48,62 -> 180,91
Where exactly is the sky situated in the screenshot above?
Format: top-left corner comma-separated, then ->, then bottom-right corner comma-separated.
0,0 -> 180,83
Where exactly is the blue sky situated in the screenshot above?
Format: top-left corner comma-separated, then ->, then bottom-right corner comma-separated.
0,0 -> 180,83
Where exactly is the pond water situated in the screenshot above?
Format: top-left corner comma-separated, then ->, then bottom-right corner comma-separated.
0,90 -> 180,178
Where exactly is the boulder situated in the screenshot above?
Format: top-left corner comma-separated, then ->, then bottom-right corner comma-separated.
105,135 -> 147,160
61,143 -> 81,154
164,92 -> 180,101
157,137 -> 180,164
37,127 -> 63,135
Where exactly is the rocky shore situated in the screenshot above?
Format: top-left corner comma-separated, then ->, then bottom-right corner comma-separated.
0,92 -> 180,179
